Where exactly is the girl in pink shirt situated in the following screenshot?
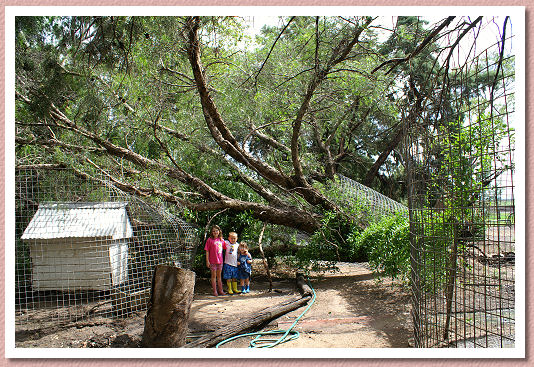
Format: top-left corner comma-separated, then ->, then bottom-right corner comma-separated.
204,225 -> 226,296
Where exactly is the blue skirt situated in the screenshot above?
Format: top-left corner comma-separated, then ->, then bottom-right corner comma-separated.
222,264 -> 239,279
238,267 -> 251,280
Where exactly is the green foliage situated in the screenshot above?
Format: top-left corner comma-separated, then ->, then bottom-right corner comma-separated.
417,211 -> 456,292
287,212 -> 355,273
290,209 -> 411,280
192,251 -> 211,278
307,211 -> 357,259
349,213 -> 410,279
411,102 -> 514,293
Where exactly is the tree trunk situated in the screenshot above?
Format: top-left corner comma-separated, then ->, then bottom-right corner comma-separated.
257,223 -> 273,292
141,265 -> 196,347
296,273 -> 313,297
363,125 -> 404,186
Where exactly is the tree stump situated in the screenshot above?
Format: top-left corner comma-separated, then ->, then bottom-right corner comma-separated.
141,265 -> 196,347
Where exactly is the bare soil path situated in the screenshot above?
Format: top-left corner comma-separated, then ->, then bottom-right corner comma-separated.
15,262 -> 413,349
191,262 -> 413,348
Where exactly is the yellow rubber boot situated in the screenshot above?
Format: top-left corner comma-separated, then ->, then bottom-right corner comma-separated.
232,281 -> 240,293
226,280 -> 234,294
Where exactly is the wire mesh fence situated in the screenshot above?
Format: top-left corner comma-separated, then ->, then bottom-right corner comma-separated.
15,166 -> 198,330
336,174 -> 408,219
405,33 -> 516,348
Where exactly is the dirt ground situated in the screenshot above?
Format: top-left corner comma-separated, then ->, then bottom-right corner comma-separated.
15,262 -> 414,349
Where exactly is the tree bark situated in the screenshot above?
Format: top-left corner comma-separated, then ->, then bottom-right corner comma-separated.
257,223 -> 273,292
141,265 -> 196,347
296,274 -> 313,297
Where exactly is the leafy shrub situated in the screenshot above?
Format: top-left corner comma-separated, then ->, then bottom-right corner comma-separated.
349,213 -> 410,280
291,210 -> 410,279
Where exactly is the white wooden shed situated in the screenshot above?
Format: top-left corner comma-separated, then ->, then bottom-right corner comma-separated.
21,202 -> 133,291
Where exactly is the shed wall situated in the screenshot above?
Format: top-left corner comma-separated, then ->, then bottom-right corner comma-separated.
29,237 -> 128,291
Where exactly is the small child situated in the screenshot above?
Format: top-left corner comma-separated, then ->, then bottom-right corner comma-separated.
204,225 -> 225,296
237,242 -> 252,294
222,232 -> 240,294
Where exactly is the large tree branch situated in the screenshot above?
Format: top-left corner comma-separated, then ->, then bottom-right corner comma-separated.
290,17 -> 373,184
186,17 -> 292,188
363,124 -> 404,186
79,159 -> 320,232
311,119 -> 336,179
372,16 -> 456,75
18,91 -> 320,232
152,117 -> 290,209
15,128 -> 106,153
310,97 -> 363,179
185,16 -> 338,211
363,75 -> 425,187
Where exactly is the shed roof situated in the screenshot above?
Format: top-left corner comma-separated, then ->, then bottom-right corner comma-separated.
21,202 -> 133,240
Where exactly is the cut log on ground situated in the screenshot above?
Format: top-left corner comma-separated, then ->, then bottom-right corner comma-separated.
141,265 -> 196,347
296,273 -> 313,297
184,275 -> 313,348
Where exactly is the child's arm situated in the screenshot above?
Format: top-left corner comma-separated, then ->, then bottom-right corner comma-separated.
205,250 -> 210,268
247,252 -> 252,264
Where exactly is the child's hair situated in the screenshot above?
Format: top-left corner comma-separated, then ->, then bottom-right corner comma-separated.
239,242 -> 248,250
228,231 -> 238,238
210,225 -> 223,239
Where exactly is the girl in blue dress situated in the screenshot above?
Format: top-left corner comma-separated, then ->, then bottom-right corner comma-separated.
237,242 -> 252,294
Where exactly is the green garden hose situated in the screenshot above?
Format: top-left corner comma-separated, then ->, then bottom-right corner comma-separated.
215,279 -> 316,348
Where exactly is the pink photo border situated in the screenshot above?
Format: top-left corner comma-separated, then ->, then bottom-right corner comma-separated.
1,1 -> 530,365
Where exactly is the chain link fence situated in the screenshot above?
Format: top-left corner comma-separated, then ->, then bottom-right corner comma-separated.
336,174 -> 408,218
15,167 -> 198,331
